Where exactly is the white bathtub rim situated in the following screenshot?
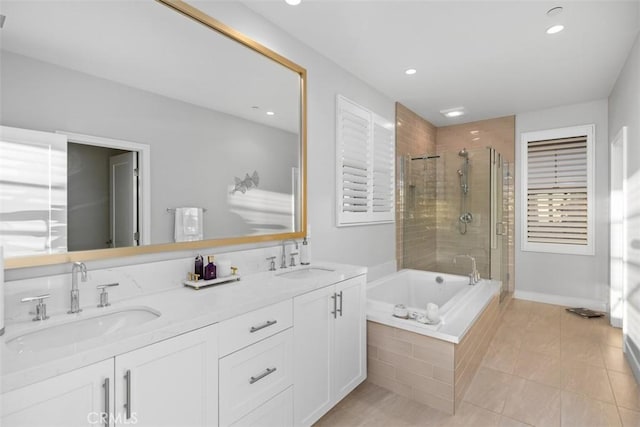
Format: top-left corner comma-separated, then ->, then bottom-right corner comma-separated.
367,269 -> 474,321
367,277 -> 500,344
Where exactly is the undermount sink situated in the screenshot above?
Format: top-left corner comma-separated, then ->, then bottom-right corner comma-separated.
7,307 -> 161,353
277,267 -> 335,280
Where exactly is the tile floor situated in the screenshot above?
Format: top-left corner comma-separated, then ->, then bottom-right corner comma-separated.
315,299 -> 640,426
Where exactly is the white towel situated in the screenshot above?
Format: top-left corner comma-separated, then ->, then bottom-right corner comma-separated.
174,207 -> 203,242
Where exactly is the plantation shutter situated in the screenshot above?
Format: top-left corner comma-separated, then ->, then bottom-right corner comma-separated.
372,114 -> 395,215
521,125 -> 594,255
336,95 -> 395,226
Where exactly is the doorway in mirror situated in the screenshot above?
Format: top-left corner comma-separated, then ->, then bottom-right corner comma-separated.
67,143 -> 140,251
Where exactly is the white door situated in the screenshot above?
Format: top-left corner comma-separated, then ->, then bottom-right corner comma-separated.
293,285 -> 335,427
114,324 -> 218,427
333,276 -> 366,401
2,359 -> 114,427
109,152 -> 138,248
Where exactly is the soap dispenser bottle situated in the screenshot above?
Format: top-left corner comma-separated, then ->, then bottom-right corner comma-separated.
300,237 -> 311,265
204,256 -> 217,280
194,255 -> 204,280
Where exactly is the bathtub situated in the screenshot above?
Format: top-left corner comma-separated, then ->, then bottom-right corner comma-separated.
367,269 -> 500,344
366,269 -> 501,414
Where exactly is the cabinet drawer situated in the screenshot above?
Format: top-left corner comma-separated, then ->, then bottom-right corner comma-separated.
219,299 -> 292,356
230,386 -> 293,427
219,329 -> 293,426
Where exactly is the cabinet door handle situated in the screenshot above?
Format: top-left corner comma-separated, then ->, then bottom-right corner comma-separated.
249,319 -> 277,333
124,369 -> 132,420
331,293 -> 337,319
249,367 -> 277,384
102,378 -> 110,427
337,291 -> 343,317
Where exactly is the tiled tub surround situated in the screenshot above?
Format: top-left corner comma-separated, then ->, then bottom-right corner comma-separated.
366,271 -> 500,414
1,254 -> 366,393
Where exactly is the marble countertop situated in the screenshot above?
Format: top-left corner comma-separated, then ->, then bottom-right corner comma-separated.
1,262 -> 367,393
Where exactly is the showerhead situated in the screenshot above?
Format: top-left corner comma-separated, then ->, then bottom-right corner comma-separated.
458,148 -> 468,158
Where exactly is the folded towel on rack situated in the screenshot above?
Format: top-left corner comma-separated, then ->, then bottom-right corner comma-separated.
174,207 -> 203,242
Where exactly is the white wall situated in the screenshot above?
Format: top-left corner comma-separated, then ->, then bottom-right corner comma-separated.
177,2 -> 397,271
4,2 -> 396,280
609,31 -> 640,369
515,99 -> 609,309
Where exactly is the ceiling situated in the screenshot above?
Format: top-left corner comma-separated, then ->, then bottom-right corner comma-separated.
243,0 -> 640,126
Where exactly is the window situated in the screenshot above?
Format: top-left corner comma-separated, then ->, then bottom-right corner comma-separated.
0,126 -> 68,257
520,124 -> 595,255
336,95 -> 395,226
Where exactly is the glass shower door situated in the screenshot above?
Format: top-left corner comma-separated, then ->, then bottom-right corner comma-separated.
401,154 -> 438,272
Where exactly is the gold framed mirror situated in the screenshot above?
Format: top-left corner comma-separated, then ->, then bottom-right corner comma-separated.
0,0 -> 307,269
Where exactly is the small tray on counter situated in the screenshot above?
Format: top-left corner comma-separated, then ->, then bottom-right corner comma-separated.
184,275 -> 241,290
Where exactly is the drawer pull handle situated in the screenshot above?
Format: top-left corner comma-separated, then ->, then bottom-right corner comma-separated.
249,367 -> 277,384
249,320 -> 277,333
337,291 -> 343,317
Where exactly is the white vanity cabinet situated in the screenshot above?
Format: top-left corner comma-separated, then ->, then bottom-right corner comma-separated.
2,267 -> 367,427
218,300 -> 294,427
1,323 -> 218,427
114,323 -> 219,427
293,275 -> 366,427
1,359 -> 114,427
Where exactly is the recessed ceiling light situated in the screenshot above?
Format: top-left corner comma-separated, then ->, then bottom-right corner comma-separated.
266,111 -> 275,116
440,107 -> 465,118
285,0 -> 301,5
405,68 -> 417,75
546,24 -> 565,34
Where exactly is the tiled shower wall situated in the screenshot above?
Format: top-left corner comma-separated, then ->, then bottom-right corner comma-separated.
436,117 -> 515,289
395,107 -> 515,290
395,103 -> 437,271
434,148 -> 492,278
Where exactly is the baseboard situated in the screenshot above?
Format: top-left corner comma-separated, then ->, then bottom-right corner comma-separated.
514,290 -> 607,311
624,336 -> 640,384
611,318 -> 623,328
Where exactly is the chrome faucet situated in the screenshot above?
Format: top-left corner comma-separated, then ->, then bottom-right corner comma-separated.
280,239 -> 299,269
69,261 -> 87,314
453,254 -> 480,285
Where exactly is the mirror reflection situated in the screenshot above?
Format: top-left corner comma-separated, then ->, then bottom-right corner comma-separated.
0,0 -> 303,259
